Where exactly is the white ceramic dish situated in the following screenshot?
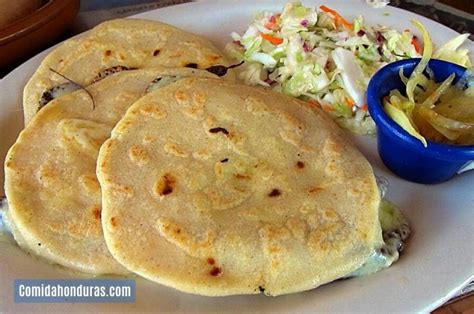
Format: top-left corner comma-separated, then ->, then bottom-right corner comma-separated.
0,0 -> 473,312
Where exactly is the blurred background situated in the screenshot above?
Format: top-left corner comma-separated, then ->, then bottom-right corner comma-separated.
0,0 -> 472,77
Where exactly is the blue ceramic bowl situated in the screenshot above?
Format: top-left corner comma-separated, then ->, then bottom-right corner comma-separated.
367,58 -> 474,184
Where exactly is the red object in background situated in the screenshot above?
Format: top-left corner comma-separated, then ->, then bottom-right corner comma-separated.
0,0 -> 80,70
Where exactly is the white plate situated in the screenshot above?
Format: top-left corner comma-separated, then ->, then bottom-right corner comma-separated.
1,0 -> 473,312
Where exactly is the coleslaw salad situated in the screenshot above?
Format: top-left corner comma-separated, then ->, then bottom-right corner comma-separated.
226,1 -> 472,134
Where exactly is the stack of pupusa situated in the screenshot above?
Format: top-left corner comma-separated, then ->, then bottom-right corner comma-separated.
4,19 -> 231,275
4,18 -> 384,297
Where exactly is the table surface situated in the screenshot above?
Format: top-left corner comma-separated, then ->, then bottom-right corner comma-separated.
1,0 -> 473,312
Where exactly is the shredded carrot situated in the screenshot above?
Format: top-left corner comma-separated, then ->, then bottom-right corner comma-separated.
345,97 -> 355,109
319,5 -> 353,30
322,105 -> 334,112
261,33 -> 283,45
362,104 -> 368,111
308,99 -> 321,108
411,37 -> 422,54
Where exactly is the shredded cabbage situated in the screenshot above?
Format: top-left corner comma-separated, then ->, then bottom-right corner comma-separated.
410,20 -> 433,78
384,102 -> 427,147
433,34 -> 472,67
384,20 -> 474,146
226,1 -> 473,135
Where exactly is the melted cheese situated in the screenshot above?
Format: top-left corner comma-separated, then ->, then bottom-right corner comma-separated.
0,198 -> 14,244
348,199 -> 410,277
